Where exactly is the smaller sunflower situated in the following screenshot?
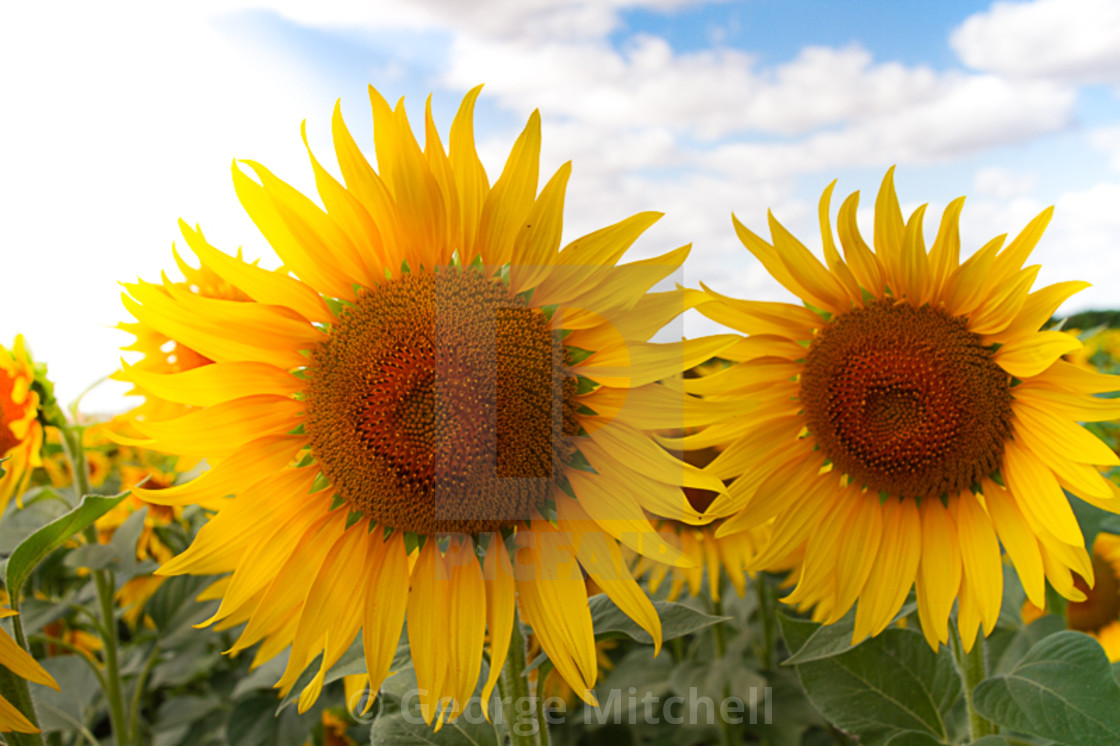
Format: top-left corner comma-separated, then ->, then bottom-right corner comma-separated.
0,608 -> 59,733
1023,531 -> 1120,661
0,337 -> 45,511
699,170 -> 1120,650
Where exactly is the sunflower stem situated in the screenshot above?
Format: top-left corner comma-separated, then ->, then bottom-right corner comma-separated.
0,619 -> 47,746
498,609 -> 545,746
951,628 -> 994,741
711,596 -> 738,746
755,576 -> 776,671
62,426 -> 130,746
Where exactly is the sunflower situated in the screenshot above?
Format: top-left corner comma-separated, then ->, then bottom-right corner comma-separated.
0,337 -> 45,511
699,169 -> 1120,651
0,608 -> 59,733
118,85 -> 734,725
1023,531 -> 1120,661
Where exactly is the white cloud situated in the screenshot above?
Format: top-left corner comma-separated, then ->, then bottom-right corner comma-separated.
972,166 -> 1039,198
1090,125 -> 1120,170
0,0 -> 1112,413
951,0 -> 1120,84
953,181 -> 1120,314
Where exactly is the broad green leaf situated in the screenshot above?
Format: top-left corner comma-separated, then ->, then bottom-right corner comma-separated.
0,496 -> 69,554
973,630 -> 1120,746
1070,493 -> 1107,551
62,543 -> 119,571
780,616 -> 960,745
992,615 -> 1066,675
883,732 -> 946,745
6,491 -> 128,601
782,601 -> 917,665
580,648 -> 674,728
588,594 -> 730,645
30,655 -> 101,734
669,658 -> 767,705
970,738 -> 1014,746
227,693 -> 313,746
146,573 -> 220,646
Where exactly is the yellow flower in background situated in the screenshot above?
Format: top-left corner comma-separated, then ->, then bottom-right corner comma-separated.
1023,531 -> 1120,661
0,337 -> 44,510
699,169 -> 1120,651
1068,328 -> 1120,371
117,85 -> 733,725
41,425 -> 114,490
41,618 -> 103,663
633,519 -> 767,603
0,608 -> 59,733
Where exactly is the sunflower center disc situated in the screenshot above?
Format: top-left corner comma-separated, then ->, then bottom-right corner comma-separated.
799,300 -> 1012,500
306,270 -> 578,535
1068,553 -> 1120,633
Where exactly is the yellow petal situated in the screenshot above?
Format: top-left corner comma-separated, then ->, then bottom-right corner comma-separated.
1002,439 -> 1083,547
916,498 -> 961,648
994,330 -> 1081,378
557,496 -> 662,653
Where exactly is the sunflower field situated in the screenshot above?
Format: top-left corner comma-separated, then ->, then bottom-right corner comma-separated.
2,86 -> 1120,746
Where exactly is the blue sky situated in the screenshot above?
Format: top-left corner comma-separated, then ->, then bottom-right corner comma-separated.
2,0 -> 1120,411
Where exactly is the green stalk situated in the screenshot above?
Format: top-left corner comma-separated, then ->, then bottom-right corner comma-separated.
711,595 -> 738,746
129,645 -> 160,744
61,426 -> 130,746
0,632 -> 47,746
755,577 -> 776,671
497,610 -> 545,746
951,628 -> 994,741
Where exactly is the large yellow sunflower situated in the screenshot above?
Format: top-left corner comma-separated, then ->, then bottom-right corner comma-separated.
0,336 -> 44,511
0,608 -> 59,733
118,86 -> 735,725
699,169 -> 1120,651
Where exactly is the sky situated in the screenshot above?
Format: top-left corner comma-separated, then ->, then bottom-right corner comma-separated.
3,0 -> 1120,413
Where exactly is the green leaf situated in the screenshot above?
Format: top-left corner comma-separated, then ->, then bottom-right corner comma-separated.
146,573 -> 221,648
588,594 -> 730,646
781,601 -> 917,665
882,732 -> 946,745
226,693 -> 311,746
1070,493 -> 1108,550
0,496 -> 69,554
780,617 -> 960,746
973,630 -> 1120,745
992,615 -> 1067,675
579,648 -> 675,728
30,655 -> 101,733
6,491 -> 128,601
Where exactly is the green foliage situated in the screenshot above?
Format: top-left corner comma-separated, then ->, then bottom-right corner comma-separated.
780,615 -> 963,745
973,631 -> 1120,745
585,595 -> 730,646
5,491 -> 128,603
